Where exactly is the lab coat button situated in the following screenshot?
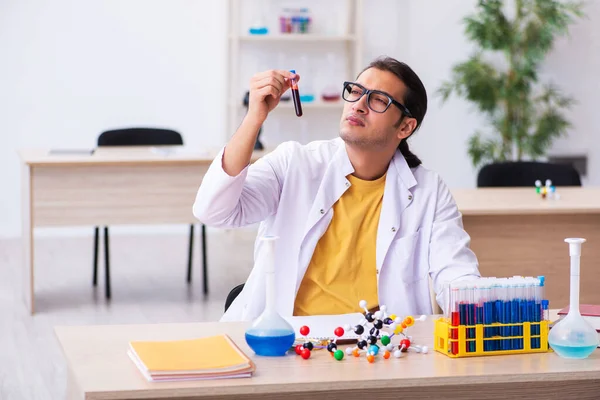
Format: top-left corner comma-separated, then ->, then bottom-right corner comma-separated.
408,195 -> 413,201
320,209 -> 325,214
345,181 -> 350,187
391,227 -> 396,232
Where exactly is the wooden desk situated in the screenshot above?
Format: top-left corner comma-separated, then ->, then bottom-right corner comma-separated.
19,147 -> 267,314
55,313 -> 600,400
19,148 -> 600,314
452,187 -> 600,308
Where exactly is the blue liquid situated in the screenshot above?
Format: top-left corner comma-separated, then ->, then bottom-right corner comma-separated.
299,94 -> 315,102
249,27 -> 269,35
550,343 -> 597,359
245,330 -> 295,356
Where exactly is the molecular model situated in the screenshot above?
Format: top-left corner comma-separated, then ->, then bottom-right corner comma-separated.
294,300 -> 428,363
535,179 -> 559,200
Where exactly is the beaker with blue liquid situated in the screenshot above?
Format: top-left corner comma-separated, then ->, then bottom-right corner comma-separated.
245,236 -> 296,356
548,238 -> 599,359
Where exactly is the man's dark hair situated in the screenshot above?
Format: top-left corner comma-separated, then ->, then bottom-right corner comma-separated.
361,56 -> 428,168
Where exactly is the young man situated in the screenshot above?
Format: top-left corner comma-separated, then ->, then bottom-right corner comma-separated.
194,56 -> 480,321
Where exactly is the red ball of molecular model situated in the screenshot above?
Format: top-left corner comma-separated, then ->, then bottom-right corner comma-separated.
295,324 -> 346,360
294,300 -> 428,363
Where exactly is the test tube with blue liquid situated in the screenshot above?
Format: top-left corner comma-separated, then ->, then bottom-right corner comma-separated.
482,279 -> 494,351
476,281 -> 485,351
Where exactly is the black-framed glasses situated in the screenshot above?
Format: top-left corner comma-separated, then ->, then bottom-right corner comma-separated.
342,81 -> 413,117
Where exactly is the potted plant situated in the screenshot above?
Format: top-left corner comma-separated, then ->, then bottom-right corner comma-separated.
438,0 -> 584,169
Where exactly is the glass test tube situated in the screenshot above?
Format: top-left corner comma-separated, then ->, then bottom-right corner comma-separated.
289,69 -> 302,117
450,283 -> 459,355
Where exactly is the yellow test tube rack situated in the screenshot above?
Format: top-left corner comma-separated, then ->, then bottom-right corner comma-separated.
434,317 -> 551,358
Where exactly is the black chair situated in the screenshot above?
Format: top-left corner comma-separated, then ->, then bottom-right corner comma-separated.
477,161 -> 582,187
93,127 -> 208,299
225,283 -> 245,312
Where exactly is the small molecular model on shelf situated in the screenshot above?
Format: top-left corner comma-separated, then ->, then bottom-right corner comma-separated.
535,179 -> 559,200
294,300 -> 428,363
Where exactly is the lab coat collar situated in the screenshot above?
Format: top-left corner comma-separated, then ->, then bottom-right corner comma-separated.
330,137 -> 418,187
390,146 -> 417,190
302,139 -> 418,242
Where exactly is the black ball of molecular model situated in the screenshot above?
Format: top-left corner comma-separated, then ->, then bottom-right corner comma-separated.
294,324 -> 346,360
294,300 -> 428,363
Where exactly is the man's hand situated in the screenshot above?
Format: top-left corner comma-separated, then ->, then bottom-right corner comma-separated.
247,70 -> 300,124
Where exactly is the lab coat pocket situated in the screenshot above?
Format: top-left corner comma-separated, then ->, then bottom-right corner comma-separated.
390,229 -> 425,284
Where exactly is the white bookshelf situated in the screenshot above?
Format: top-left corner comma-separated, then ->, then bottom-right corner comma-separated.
225,0 -> 364,144
235,34 -> 357,42
272,101 -> 345,110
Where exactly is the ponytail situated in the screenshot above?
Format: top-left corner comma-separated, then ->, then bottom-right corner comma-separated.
399,138 -> 421,168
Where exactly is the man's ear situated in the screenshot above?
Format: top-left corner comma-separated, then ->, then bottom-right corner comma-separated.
396,118 -> 416,141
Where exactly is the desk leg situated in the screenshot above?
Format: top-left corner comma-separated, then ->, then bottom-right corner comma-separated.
22,163 -> 34,314
202,224 -> 208,295
66,365 -> 84,400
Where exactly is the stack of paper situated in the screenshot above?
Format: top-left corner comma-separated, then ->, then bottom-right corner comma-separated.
557,304 -> 600,332
127,334 -> 255,382
285,313 -> 364,344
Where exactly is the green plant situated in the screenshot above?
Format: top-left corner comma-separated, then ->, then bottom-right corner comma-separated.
438,0 -> 584,167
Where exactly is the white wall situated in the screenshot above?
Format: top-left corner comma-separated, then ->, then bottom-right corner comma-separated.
0,0 -> 227,237
1,0 -> 598,238
405,0 -> 600,188
543,0 -> 600,183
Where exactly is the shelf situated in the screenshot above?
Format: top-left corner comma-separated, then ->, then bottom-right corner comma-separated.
230,100 -> 344,111
232,34 -> 356,42
274,100 -> 344,110
226,0 -> 363,138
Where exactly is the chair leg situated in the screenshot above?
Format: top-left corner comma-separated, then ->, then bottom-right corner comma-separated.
104,227 -> 111,299
201,224 -> 208,295
187,225 -> 194,283
93,227 -> 99,286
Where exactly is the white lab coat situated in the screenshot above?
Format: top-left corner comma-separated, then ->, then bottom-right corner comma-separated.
193,138 -> 480,321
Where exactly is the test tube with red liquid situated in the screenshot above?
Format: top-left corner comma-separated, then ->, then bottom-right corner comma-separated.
289,69 -> 302,117
450,284 -> 459,355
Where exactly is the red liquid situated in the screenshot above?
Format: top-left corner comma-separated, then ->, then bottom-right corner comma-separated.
322,93 -> 341,102
451,311 -> 460,327
291,88 -> 302,117
451,340 -> 458,355
451,311 -> 459,355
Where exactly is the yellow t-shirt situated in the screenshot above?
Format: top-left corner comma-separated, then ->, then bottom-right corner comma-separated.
293,173 -> 386,316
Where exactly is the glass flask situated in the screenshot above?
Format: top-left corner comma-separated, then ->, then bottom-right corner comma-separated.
248,0 -> 269,35
298,55 -> 315,103
548,238 -> 599,359
321,53 -> 341,102
244,236 -> 296,356
276,52 -> 291,102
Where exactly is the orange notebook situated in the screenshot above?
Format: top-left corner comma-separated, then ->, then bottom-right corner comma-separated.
128,334 -> 255,382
